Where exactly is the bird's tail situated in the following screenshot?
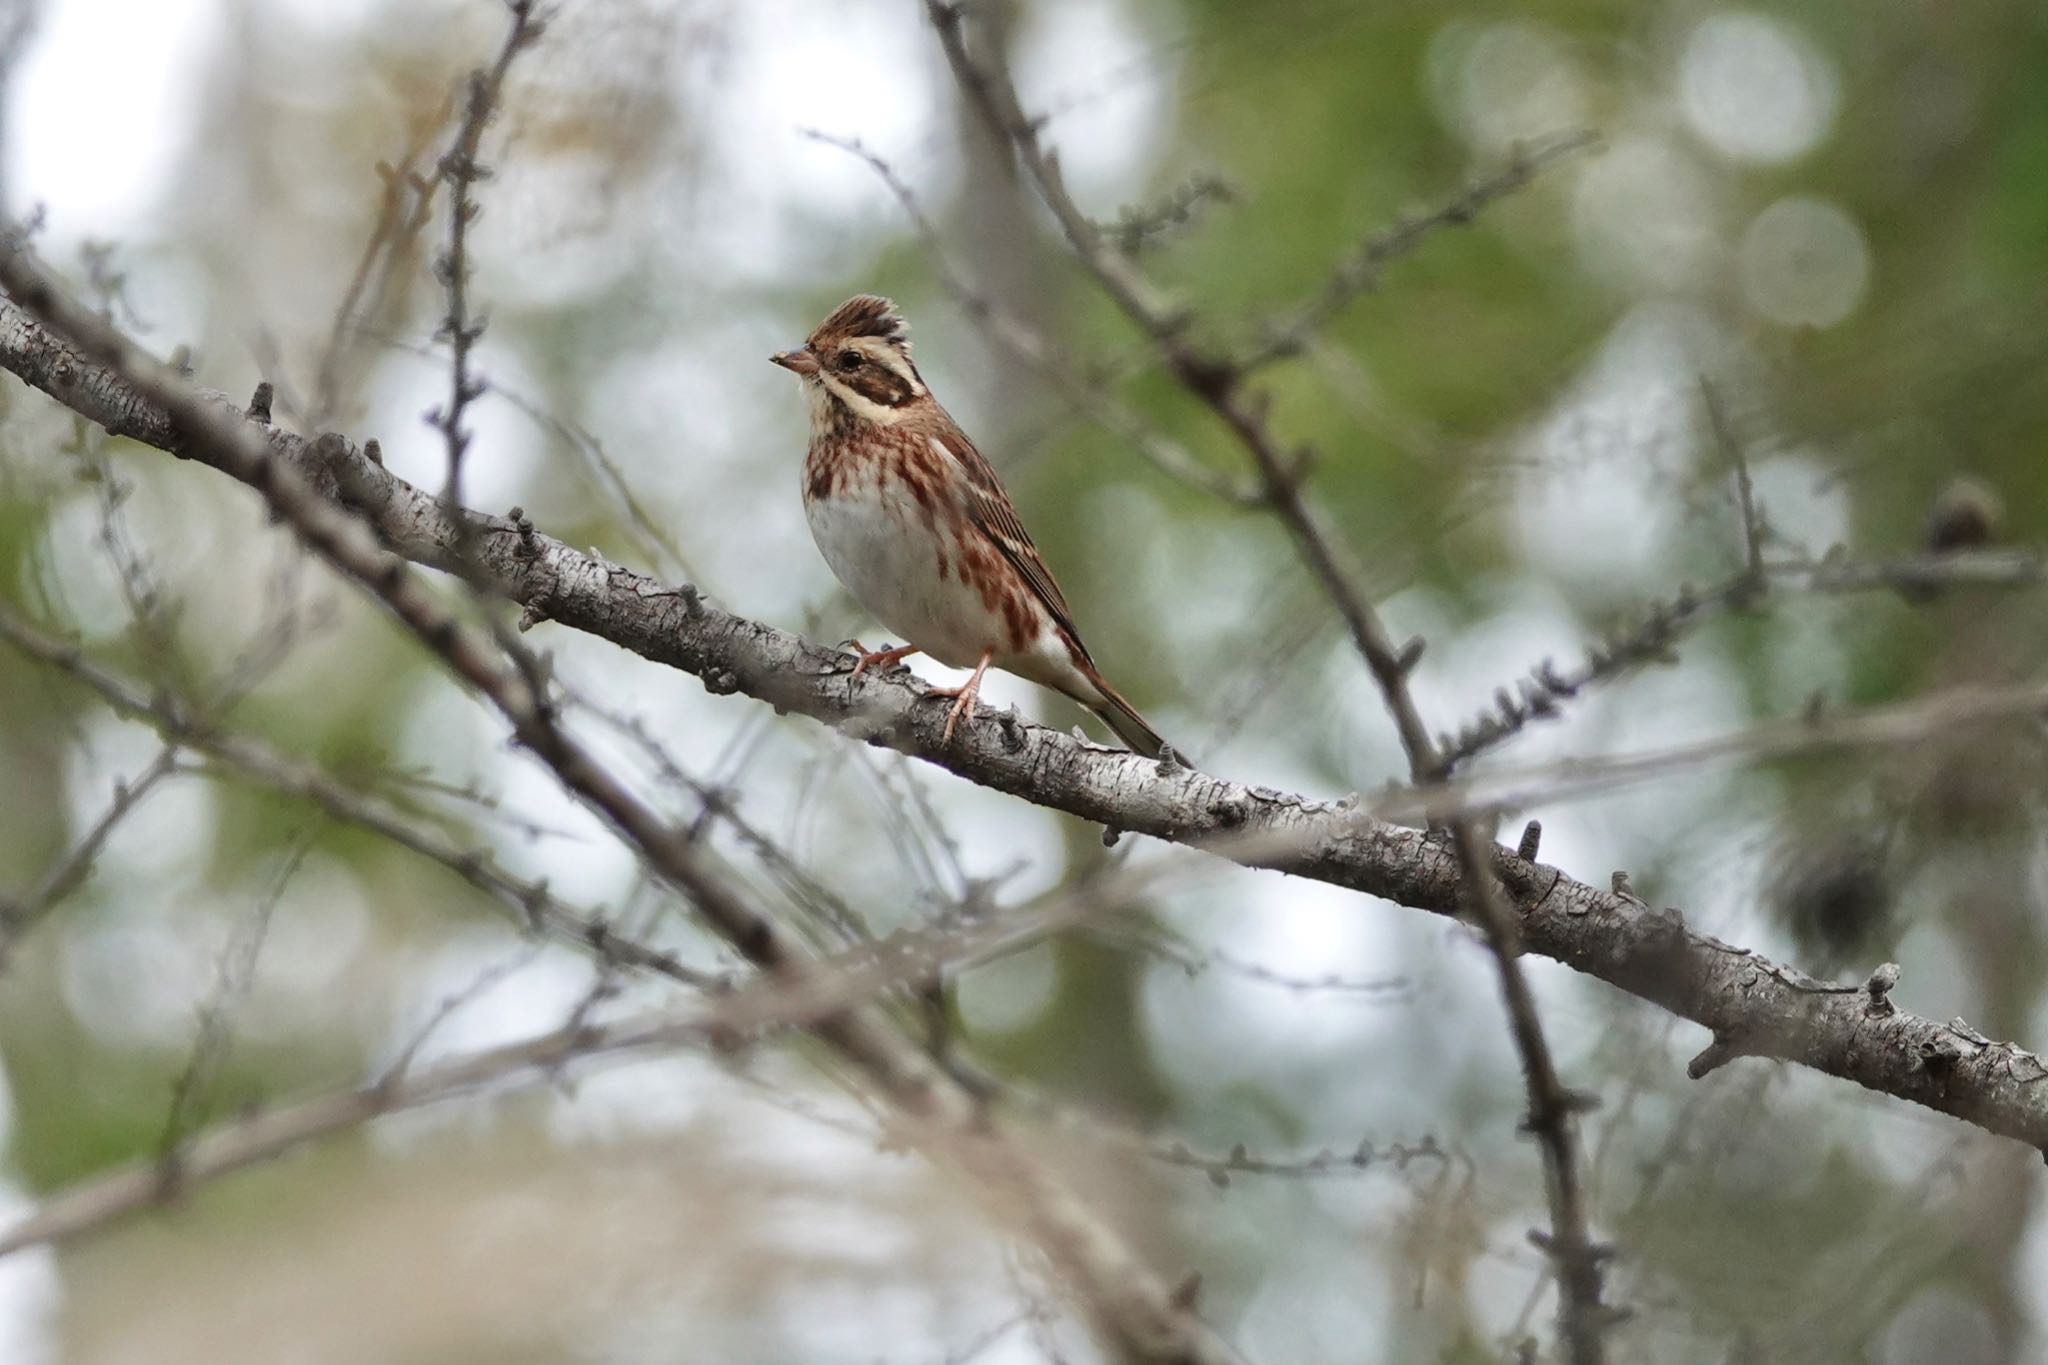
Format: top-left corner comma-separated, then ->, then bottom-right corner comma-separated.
1077,667 -> 1177,763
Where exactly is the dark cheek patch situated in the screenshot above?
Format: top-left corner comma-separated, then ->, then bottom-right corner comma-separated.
846,365 -> 913,407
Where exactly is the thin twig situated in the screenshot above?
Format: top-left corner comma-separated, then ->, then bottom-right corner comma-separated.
1243,130 -> 1600,369
0,743 -> 178,968
1381,670 -> 2048,829
0,599 -> 724,991
308,90 -> 458,428
431,0 -> 544,532
156,832 -> 312,1183
1104,172 -> 1236,257
378,941 -> 546,1088
1700,377 -> 1767,588
1432,545 -> 2048,773
1084,919 -> 1408,997
0,975 -> 915,1260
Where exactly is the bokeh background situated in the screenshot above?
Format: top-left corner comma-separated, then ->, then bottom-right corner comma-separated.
3,0 -> 2048,1360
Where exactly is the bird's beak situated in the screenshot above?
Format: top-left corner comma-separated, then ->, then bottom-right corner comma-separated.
771,349 -> 820,377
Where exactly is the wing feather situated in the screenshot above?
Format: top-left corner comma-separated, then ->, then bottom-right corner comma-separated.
925,424 -> 1095,667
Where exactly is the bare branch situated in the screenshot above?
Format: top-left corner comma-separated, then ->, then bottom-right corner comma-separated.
4,289 -> 2048,1162
0,248 -> 1250,1365
0,598 -> 725,991
429,0 -> 544,523
1434,547 -> 2048,772
1390,670 -> 2048,828
926,1 -> 1438,772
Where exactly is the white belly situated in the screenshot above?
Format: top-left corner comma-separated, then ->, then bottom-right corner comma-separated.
806,481 -> 996,669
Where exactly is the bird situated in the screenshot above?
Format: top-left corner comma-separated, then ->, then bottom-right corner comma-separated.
771,294 -> 1172,759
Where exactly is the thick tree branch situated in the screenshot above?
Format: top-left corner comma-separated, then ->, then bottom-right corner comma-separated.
0,258 -> 1247,1365
3,299 -> 2047,1163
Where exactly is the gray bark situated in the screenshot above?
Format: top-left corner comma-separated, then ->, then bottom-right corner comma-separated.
4,296 -> 2044,1157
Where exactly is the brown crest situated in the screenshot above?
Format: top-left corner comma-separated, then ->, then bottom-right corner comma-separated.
808,295 -> 910,350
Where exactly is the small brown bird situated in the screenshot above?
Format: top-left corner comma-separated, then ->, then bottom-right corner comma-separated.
772,295 -> 1170,758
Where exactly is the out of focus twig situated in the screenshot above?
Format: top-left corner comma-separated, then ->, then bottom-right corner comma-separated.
1435,545 -> 2048,773
1244,130 -> 1599,369
1381,668 -> 2048,828
310,98 -> 456,428
0,599 -> 724,991
0,742 -> 178,969
0,971 -> 954,1260
156,833 -> 312,1185
1104,172 -> 1236,256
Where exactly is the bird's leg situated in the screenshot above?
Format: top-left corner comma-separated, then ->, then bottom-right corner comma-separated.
926,649 -> 993,745
846,639 -> 921,682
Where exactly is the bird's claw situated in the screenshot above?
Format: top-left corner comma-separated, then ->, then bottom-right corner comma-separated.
927,685 -> 980,746
845,639 -> 919,683
925,655 -> 991,746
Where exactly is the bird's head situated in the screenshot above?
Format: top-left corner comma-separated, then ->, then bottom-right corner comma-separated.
771,294 -> 929,431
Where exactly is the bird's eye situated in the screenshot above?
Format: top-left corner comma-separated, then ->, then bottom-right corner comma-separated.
837,350 -> 864,371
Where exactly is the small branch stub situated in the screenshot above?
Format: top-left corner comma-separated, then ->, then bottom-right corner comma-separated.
1687,1033 -> 1745,1080
507,504 -> 539,557
1918,1035 -> 1961,1073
